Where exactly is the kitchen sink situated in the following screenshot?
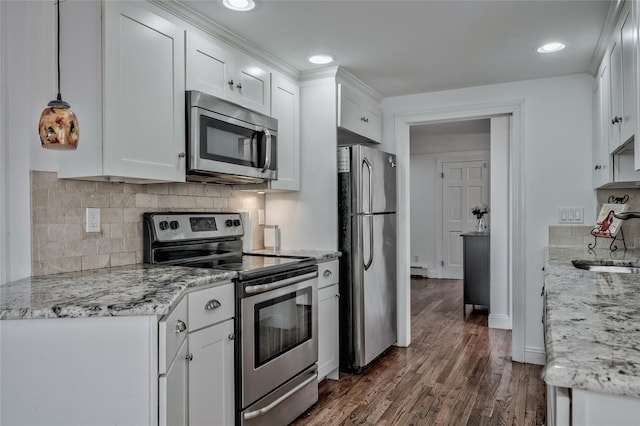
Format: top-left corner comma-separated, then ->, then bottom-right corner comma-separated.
572,260 -> 640,273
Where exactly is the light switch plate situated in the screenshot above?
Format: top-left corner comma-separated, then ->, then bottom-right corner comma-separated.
86,208 -> 100,233
559,207 -> 584,224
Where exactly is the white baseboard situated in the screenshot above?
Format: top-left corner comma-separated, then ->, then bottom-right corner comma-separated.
488,314 -> 512,330
524,346 -> 546,365
410,267 -> 429,277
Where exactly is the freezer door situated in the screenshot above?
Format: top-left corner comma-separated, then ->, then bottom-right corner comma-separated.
352,145 -> 396,214
353,212 -> 397,367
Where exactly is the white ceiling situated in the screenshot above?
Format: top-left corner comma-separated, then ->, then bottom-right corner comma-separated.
177,0 -> 612,98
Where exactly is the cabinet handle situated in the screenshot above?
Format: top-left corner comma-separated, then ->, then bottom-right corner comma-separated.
360,116 -> 369,123
236,83 -> 242,89
594,164 -> 602,170
323,269 -> 332,277
178,152 -> 185,158
612,116 -> 622,124
186,353 -> 193,362
205,299 -> 221,310
176,320 -> 187,333
228,79 -> 234,87
228,334 -> 235,340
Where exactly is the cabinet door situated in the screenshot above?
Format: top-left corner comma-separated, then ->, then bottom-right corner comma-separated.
318,284 -> 339,381
159,339 -> 188,426
338,83 -> 364,136
189,319 -> 235,426
620,5 -> 636,145
593,62 -> 610,188
103,2 -> 186,182
234,52 -> 271,115
360,99 -> 382,143
270,73 -> 300,191
609,37 -> 623,153
186,33 -> 234,100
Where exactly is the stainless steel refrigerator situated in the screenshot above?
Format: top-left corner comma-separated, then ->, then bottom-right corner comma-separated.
337,144 -> 397,373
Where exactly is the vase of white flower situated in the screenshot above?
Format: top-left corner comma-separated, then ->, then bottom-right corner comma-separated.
471,205 -> 489,232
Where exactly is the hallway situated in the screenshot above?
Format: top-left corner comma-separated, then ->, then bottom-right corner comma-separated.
293,278 -> 546,425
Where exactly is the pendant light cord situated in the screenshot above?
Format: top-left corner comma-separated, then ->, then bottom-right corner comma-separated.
56,0 -> 61,102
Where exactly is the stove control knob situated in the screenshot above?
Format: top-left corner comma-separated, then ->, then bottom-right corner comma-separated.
170,220 -> 180,230
233,219 -> 241,227
159,220 -> 169,231
225,219 -> 233,228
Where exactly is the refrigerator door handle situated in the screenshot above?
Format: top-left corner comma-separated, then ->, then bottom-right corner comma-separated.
362,158 -> 373,214
364,215 -> 374,270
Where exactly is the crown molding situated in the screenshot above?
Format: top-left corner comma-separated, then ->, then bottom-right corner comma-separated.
149,0 -> 300,81
587,0 -> 624,76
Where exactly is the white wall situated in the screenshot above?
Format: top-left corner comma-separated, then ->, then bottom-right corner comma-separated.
4,1 -> 57,282
265,78 -> 338,251
383,73 -> 595,362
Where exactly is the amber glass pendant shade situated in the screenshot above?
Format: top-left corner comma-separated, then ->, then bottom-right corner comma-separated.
39,98 -> 79,150
39,0 -> 79,151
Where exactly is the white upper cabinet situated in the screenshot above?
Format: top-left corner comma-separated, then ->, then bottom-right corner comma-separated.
268,73 -> 301,191
337,82 -> 382,144
57,1 -> 186,183
608,2 -> 636,152
186,33 -> 271,115
593,61 -> 611,188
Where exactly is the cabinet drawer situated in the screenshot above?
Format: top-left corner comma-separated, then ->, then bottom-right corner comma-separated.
188,282 -> 234,331
318,259 -> 339,288
159,296 -> 188,375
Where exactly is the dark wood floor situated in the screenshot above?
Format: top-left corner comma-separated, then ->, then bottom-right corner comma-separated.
293,278 -> 546,426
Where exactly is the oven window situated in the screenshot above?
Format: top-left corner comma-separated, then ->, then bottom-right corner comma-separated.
200,115 -> 260,167
199,114 -> 277,171
254,287 -> 312,368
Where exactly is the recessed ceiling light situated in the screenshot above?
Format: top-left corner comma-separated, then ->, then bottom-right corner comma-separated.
222,0 -> 255,11
308,54 -> 335,65
537,42 -> 566,53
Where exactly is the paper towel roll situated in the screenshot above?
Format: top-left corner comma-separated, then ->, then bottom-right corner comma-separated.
264,225 -> 280,250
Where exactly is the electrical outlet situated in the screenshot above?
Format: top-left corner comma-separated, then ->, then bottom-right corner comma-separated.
86,208 -> 100,233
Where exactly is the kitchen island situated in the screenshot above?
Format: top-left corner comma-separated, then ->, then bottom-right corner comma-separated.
0,264 -> 236,426
543,246 -> 640,425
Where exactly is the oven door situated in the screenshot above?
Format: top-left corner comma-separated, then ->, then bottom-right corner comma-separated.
240,272 -> 318,408
188,105 -> 277,182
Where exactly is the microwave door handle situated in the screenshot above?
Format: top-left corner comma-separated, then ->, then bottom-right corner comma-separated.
261,127 -> 272,173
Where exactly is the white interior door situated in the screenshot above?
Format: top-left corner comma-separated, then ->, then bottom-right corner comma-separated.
442,160 -> 489,278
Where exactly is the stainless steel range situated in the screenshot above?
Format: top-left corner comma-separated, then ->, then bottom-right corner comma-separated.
143,212 -> 319,426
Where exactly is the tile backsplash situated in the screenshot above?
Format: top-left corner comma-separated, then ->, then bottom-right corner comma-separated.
31,171 -> 264,276
549,189 -> 640,249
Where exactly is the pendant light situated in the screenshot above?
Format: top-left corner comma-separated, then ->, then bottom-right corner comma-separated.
38,0 -> 79,150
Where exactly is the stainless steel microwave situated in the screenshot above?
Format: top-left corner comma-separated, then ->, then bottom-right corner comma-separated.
186,91 -> 278,184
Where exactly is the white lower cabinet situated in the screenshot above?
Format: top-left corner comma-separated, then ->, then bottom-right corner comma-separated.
317,259 -> 340,381
188,319 -> 235,426
547,384 -> 640,426
160,339 -> 189,426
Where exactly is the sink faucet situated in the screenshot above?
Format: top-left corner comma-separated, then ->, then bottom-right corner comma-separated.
614,212 -> 640,220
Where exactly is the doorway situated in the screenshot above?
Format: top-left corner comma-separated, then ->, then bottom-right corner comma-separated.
395,103 -> 524,362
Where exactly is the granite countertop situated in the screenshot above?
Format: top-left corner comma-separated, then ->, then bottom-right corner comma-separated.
0,265 -> 236,320
543,246 -> 640,397
248,249 -> 341,262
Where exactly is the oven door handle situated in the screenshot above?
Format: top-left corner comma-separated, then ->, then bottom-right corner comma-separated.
244,271 -> 318,295
243,372 -> 318,421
